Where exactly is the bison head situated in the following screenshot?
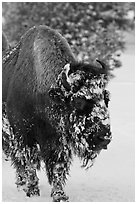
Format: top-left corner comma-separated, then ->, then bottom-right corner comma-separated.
48,60 -> 112,169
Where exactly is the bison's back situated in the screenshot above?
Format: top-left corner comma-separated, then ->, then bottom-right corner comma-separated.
3,25 -> 76,103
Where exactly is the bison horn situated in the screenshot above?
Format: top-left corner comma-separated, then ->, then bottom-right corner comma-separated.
63,64 -> 70,79
96,59 -> 106,70
61,64 -> 71,91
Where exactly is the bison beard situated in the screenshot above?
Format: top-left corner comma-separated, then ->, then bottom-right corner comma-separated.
2,25 -> 112,202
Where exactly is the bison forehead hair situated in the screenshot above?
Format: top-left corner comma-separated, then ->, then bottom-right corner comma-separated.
48,61 -> 112,169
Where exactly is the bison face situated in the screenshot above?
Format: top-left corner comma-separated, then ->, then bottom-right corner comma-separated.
49,61 -> 112,169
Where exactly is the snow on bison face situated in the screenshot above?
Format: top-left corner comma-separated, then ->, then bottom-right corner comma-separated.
49,61 -> 112,169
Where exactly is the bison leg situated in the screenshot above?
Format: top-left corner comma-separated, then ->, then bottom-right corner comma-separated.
14,146 -> 40,197
43,145 -> 71,202
8,141 -> 40,197
14,156 -> 40,197
15,167 -> 27,189
22,164 -> 40,197
51,162 -> 70,202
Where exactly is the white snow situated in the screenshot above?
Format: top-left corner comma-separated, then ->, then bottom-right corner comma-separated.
2,31 -> 135,202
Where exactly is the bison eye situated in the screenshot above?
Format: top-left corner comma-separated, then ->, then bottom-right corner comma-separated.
72,97 -> 95,115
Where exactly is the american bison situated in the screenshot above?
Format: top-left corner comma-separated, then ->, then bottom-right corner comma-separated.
2,25 -> 112,202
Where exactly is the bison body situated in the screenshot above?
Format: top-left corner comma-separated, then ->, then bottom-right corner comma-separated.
2,25 -> 112,201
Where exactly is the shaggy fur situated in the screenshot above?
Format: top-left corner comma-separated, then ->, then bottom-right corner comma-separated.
2,25 -> 112,202
2,32 -> 10,54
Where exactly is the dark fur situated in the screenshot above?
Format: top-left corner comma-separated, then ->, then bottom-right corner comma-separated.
2,32 -> 10,57
2,32 -> 10,51
2,25 -> 111,201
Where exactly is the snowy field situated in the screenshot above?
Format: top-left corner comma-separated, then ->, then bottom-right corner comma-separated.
2,31 -> 135,202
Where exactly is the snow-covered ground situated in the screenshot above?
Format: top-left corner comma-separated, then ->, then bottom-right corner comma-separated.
2,31 -> 135,202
